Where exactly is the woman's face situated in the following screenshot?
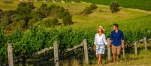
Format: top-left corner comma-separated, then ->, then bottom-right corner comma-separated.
97,27 -> 102,32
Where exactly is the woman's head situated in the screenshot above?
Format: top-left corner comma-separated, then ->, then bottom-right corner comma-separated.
97,26 -> 105,33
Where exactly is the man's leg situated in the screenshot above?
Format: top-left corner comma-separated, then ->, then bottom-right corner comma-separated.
113,53 -> 116,64
112,45 -> 117,64
117,46 -> 121,61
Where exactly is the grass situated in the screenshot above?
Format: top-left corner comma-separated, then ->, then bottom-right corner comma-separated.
61,44 -> 151,66
83,0 -> 151,11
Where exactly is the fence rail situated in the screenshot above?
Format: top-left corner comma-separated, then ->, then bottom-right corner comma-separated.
6,37 -> 151,66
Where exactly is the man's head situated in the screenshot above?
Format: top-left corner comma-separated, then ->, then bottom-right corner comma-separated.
113,23 -> 118,30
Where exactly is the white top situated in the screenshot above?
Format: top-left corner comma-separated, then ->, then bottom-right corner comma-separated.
94,33 -> 108,45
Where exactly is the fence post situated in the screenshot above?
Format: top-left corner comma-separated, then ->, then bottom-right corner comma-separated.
53,41 -> 59,66
107,38 -> 111,60
144,37 -> 147,50
134,42 -> 137,55
8,43 -> 14,66
122,48 -> 125,57
83,39 -> 89,64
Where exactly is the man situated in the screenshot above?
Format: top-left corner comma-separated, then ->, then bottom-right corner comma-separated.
108,24 -> 125,64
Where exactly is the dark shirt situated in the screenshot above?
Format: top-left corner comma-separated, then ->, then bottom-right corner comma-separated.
110,30 -> 124,46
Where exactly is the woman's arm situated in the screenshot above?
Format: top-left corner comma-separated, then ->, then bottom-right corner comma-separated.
94,34 -> 96,51
103,34 -> 108,45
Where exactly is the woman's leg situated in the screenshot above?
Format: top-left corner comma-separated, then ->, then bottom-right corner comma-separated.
97,54 -> 102,65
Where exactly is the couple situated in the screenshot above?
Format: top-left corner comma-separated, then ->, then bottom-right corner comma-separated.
94,24 -> 125,65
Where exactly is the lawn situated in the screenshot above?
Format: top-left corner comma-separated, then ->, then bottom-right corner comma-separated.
61,43 -> 151,66
83,0 -> 151,11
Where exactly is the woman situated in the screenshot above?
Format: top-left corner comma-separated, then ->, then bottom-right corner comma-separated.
94,26 -> 108,65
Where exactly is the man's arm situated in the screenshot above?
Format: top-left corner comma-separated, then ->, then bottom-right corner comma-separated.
108,40 -> 112,48
121,31 -> 125,48
108,32 -> 113,48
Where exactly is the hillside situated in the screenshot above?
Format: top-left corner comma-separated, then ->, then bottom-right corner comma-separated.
0,1 -> 151,29
83,0 -> 151,11
0,0 -> 151,66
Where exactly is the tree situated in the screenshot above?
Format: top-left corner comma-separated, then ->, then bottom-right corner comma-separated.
37,3 -> 49,17
62,13 -> 73,26
0,9 -> 2,12
17,2 -> 31,14
110,1 -> 120,13
82,3 -> 98,15
27,2 -> 35,9
51,18 -> 59,27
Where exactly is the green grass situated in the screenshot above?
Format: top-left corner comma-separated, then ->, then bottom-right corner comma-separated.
61,44 -> 151,66
83,0 -> 151,11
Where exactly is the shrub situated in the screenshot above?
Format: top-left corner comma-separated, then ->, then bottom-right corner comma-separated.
59,11 -> 70,18
43,18 -> 59,27
18,2 -> 27,8
90,3 -> 98,10
43,18 -> 51,27
27,2 -> 35,9
17,2 -> 31,14
3,1 -> 14,4
0,9 -> 2,12
110,1 -> 120,13
83,7 -> 92,14
62,14 -> 73,26
82,3 -> 98,15
51,18 -> 59,27
37,3 -> 49,17
0,10 -> 18,26
16,20 -> 26,28
28,19 -> 36,27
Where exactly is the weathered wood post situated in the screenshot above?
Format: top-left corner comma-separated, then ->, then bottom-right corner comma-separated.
144,37 -> 147,50
134,42 -> 137,55
53,41 -> 59,66
8,43 -> 14,66
83,39 -> 89,64
122,47 -> 125,57
107,38 -> 111,60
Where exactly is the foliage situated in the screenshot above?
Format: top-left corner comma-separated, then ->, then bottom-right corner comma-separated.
27,2 -> 35,9
82,3 -> 98,15
43,18 -> 59,27
0,2 -> 73,30
43,18 -> 52,27
110,1 -> 120,13
3,0 -> 14,4
0,9 -> 2,12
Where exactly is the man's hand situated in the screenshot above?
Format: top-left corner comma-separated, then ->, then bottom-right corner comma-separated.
107,44 -> 111,48
122,44 -> 125,49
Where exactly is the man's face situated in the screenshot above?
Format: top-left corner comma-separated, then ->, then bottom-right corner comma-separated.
113,26 -> 117,30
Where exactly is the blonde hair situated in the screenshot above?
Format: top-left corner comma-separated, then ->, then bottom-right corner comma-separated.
97,26 -> 105,33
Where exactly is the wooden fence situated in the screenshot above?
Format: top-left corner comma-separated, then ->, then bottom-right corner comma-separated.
7,39 -> 88,66
133,37 -> 151,55
7,37 -> 151,66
